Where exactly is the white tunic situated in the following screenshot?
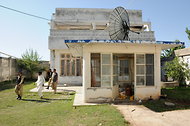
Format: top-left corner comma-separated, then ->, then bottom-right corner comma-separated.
36,75 -> 45,87
35,75 -> 45,97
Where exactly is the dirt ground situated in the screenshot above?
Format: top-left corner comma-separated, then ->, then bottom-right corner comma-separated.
114,104 -> 190,126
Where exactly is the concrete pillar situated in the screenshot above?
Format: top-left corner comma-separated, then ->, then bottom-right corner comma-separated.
83,51 -> 90,102
155,46 -> 161,96
50,50 -> 55,69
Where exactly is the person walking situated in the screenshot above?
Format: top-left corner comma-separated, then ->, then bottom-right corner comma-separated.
46,69 -> 53,89
35,72 -> 45,99
51,69 -> 58,94
15,72 -> 24,100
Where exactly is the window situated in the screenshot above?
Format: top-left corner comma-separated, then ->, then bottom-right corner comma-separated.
91,53 -> 101,87
136,54 -> 145,85
101,54 -> 111,87
119,60 -> 129,76
113,55 -> 119,85
146,54 -> 154,86
60,54 -> 82,76
91,53 -> 112,87
136,54 -> 154,86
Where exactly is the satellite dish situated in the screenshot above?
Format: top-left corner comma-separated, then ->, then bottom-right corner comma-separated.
109,6 -> 139,40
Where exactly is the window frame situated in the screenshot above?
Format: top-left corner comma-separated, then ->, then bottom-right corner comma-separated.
135,53 -> 154,87
60,54 -> 82,76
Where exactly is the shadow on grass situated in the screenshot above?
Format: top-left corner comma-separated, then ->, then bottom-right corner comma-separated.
21,97 -> 72,103
21,99 -> 50,103
143,99 -> 190,112
0,81 -> 33,91
53,92 -> 75,95
42,97 -> 72,101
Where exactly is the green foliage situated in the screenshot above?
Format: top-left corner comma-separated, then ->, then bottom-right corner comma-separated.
186,27 -> 190,40
164,57 -> 190,86
143,87 -> 190,112
161,40 -> 185,59
0,82 -> 129,126
17,49 -> 46,79
162,87 -> 190,102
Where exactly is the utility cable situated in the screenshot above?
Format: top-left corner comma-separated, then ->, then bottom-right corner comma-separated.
0,4 -> 50,21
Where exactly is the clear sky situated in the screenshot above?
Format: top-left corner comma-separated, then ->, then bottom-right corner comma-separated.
0,0 -> 190,60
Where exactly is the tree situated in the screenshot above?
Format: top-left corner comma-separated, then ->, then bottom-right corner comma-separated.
161,40 -> 185,59
17,49 -> 46,79
186,27 -> 190,40
164,57 -> 190,86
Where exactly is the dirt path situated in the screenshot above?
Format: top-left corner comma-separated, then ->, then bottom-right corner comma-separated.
114,104 -> 190,126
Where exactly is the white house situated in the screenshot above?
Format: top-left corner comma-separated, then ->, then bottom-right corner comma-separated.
48,8 -> 183,102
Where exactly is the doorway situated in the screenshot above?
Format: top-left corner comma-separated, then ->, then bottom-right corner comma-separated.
113,54 -> 134,99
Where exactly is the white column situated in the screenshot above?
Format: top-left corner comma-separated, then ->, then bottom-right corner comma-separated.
134,53 -> 137,99
50,50 -> 55,69
83,51 -> 90,102
155,46 -> 161,96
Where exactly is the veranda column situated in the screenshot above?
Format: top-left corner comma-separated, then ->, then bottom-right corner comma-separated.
83,51 -> 91,102
155,46 -> 161,97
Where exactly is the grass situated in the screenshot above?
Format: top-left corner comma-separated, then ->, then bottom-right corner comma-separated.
143,87 -> 190,112
0,82 -> 129,126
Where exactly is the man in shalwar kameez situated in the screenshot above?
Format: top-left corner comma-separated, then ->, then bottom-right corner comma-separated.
35,72 -> 45,99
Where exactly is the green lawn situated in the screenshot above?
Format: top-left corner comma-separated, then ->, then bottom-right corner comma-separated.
143,87 -> 190,112
0,82 -> 129,126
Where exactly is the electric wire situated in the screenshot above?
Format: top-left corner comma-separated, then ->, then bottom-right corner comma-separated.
0,4 -> 50,21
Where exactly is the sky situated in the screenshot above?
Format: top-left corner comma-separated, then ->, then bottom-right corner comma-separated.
0,0 -> 190,60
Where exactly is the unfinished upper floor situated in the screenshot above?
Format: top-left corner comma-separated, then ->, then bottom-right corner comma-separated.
49,8 -> 155,41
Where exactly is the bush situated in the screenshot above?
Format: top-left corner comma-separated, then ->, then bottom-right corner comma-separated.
164,57 -> 190,86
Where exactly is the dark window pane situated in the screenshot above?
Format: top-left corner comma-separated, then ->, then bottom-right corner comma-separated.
146,54 -> 154,64
146,76 -> 154,86
91,53 -> 101,87
146,54 -> 154,86
61,54 -> 65,58
76,59 -> 82,76
66,54 -> 70,58
120,60 -> 129,76
61,60 -> 65,76
72,60 -> 75,76
146,65 -> 154,74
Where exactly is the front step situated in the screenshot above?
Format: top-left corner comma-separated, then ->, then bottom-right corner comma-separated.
113,98 -> 138,105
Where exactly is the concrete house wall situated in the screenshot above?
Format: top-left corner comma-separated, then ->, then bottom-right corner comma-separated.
48,8 -> 181,102
49,8 -> 155,86
82,43 -> 161,102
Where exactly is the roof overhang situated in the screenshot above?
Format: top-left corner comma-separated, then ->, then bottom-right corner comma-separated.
65,40 -> 184,50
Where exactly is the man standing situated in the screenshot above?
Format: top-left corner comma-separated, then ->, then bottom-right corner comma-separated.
51,69 -> 58,94
15,72 -> 24,100
46,69 -> 53,89
35,72 -> 45,99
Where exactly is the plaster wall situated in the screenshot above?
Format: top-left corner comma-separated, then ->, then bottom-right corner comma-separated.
54,8 -> 143,25
82,43 -> 161,102
135,87 -> 160,100
0,57 -> 17,82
